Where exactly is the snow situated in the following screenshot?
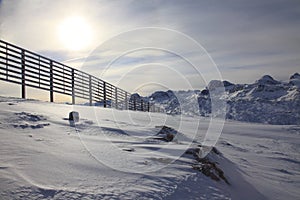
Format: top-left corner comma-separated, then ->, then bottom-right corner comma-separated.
0,96 -> 299,199
148,73 -> 300,125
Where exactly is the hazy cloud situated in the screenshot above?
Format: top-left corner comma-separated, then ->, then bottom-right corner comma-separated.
0,0 -> 299,96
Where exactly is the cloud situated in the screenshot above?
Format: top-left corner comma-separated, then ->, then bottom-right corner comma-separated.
0,0 -> 299,98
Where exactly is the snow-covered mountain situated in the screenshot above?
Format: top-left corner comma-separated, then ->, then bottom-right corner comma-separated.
148,73 -> 300,125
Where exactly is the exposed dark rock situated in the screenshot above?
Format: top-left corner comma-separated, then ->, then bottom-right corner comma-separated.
223,80 -> 234,87
154,125 -> 177,142
200,89 -> 209,96
186,146 -> 229,185
15,112 -> 46,122
122,148 -> 135,152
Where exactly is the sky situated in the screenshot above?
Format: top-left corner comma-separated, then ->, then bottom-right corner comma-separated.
0,0 -> 300,98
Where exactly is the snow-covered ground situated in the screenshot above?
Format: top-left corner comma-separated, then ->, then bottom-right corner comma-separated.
0,96 -> 299,199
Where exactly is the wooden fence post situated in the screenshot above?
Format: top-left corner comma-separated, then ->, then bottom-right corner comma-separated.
49,61 -> 54,102
133,96 -> 136,111
103,82 -> 106,108
72,69 -> 75,104
97,81 -> 100,103
141,99 -> 143,111
125,92 -> 128,110
115,87 -> 118,109
5,43 -> 8,80
21,49 -> 26,99
89,75 -> 92,106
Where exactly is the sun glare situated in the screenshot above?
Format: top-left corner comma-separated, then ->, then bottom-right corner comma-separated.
58,16 -> 92,51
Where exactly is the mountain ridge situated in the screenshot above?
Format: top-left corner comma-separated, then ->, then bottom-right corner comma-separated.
146,73 -> 300,125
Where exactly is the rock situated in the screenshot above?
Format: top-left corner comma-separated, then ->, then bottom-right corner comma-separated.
223,80 -> 234,87
187,146 -> 230,185
155,125 -> 177,142
122,148 -> 135,152
200,89 -> 209,96
69,111 -> 79,122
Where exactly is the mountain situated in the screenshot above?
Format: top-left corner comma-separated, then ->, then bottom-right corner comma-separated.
148,73 -> 300,125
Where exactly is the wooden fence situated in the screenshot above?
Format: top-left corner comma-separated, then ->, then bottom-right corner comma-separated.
0,39 -> 161,112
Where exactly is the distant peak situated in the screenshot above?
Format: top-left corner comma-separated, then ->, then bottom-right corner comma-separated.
207,80 -> 223,90
260,75 -> 274,81
223,80 -> 234,87
207,80 -> 235,90
256,75 -> 279,85
290,73 -> 300,80
130,93 -> 141,99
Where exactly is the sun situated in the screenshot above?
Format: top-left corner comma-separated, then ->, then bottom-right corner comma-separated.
57,16 -> 92,51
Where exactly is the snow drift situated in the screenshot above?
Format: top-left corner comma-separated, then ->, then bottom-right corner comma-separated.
0,96 -> 299,199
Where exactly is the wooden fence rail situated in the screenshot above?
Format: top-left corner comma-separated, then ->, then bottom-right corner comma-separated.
0,39 -> 160,112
